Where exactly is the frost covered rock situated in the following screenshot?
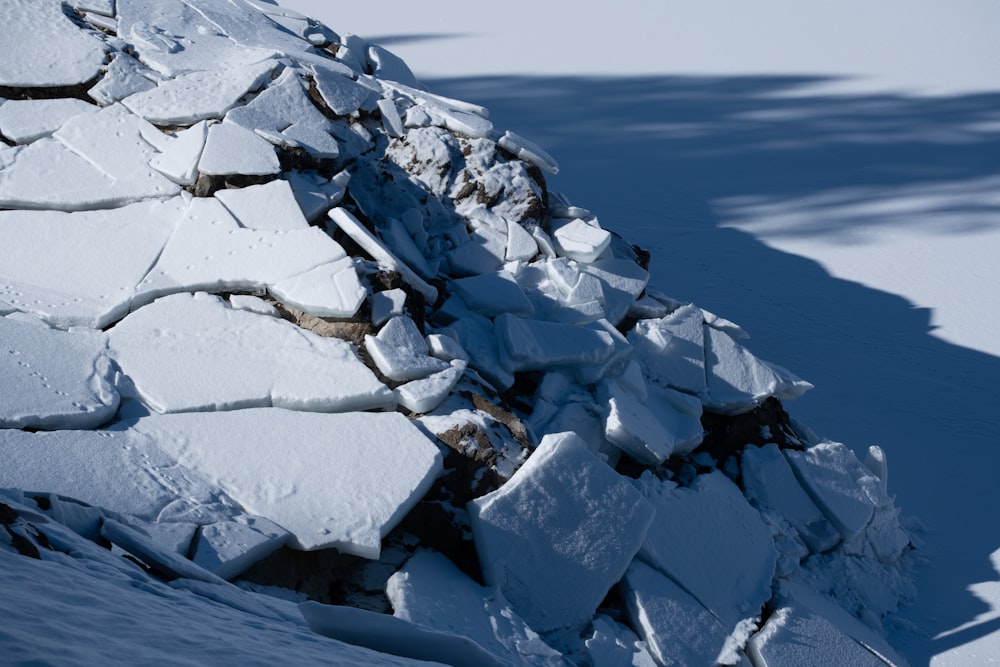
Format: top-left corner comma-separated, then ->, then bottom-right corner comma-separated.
469,432 -> 655,632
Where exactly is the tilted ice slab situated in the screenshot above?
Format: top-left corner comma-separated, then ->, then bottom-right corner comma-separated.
386,550 -> 567,666
198,121 -> 281,176
88,53 -> 159,106
133,409 -> 443,556
122,61 -> 278,126
192,515 -> 290,580
365,315 -> 450,382
585,615 -> 658,667
637,471 -> 778,629
0,0 -> 107,87
0,104 -> 181,211
622,559 -> 736,667
215,179 -> 310,232
0,316 -> 119,430
629,304 -> 710,396
135,197 -> 367,318
0,198 -> 184,329
108,292 -> 394,414
469,432 -> 655,632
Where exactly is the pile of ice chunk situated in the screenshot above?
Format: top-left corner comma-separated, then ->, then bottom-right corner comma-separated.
0,2 -> 913,665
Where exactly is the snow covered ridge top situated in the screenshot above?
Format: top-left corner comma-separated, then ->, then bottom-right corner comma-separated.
0,1 -> 913,665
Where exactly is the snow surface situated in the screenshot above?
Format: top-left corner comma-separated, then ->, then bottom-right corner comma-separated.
0,0 -> 959,663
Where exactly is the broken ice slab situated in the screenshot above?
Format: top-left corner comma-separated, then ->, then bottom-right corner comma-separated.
328,207 -> 438,304
300,601 -> 510,667
748,581 -> 910,667
506,219 -> 539,261
0,0 -> 107,87
102,518 -> 228,585
784,441 -> 886,542
494,314 -> 623,373
597,379 -> 675,465
704,325 -> 813,414
629,304 -> 709,396
109,292 -> 394,414
192,515 -> 290,580
742,444 -> 840,553
645,382 -> 705,456
0,99 -> 98,144
214,180 -> 310,231
121,60 -> 277,125
378,216 -> 437,280
439,306 -> 514,392
394,362 -> 467,414
129,408 -> 444,556
365,315 -> 450,382
581,258 -> 650,325
312,65 -> 373,116
452,271 -> 535,318
622,559 -> 735,667
469,432 -> 655,632
550,217 -> 612,263
0,316 -> 119,430
378,98 -> 405,138
269,257 -> 368,318
497,131 -> 560,175
367,45 -> 420,87
637,471 -> 778,628
198,121 -> 281,176
0,104 -> 181,211
0,198 -> 184,329
286,170 -> 349,221
150,120 -> 209,186
88,53 -> 159,106
386,550 -> 567,667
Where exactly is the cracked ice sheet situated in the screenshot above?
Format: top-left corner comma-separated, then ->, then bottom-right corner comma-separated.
109,292 -> 393,414
0,316 -> 119,430
122,409 -> 444,556
0,0 -> 107,87
134,197 -> 365,318
0,104 -> 181,211
0,98 -> 98,144
0,198 -> 184,329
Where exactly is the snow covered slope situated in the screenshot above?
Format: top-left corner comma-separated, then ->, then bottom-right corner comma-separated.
2,1 -> 916,664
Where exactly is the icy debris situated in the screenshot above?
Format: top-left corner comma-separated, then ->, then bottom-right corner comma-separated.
328,207 -> 439,303
215,180 -> 310,231
785,441 -> 885,542
495,314 -> 621,374
149,120 -> 209,185
551,218 -> 612,263
122,61 -> 278,125
0,198 -> 184,328
622,559 -> 735,667
0,316 -> 118,430
637,471 -> 777,628
366,315 -> 450,382
497,131 -> 559,174
287,169 -> 349,221
453,271 -> 535,317
0,98 -> 98,144
585,614 -> 658,667
130,409 -> 443,556
427,333 -> 468,363
742,444 -> 840,553
300,601 -> 510,667
0,105 -> 181,211
109,292 -> 393,414
469,432 -> 655,632
704,325 -> 813,414
228,294 -> 279,317
387,550 -> 567,667
198,121 -> 281,176
379,216 -> 438,279
582,258 -> 650,325
441,308 -> 514,391
69,0 -> 115,17
192,515 -> 290,580
0,0 -> 107,87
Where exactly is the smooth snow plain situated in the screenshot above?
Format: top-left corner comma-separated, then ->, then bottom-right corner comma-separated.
0,0 -> 977,664
279,1 -> 1000,664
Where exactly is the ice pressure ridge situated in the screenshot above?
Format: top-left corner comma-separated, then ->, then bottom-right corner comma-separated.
1,1 -> 914,665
